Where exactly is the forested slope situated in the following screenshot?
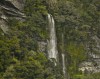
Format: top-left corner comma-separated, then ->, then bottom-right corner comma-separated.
0,0 -> 100,79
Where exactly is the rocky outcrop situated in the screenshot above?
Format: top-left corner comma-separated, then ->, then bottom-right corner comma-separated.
5,0 -> 25,10
0,0 -> 25,33
79,35 -> 100,73
38,41 -> 47,53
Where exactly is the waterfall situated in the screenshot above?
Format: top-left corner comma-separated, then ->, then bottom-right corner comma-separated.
62,53 -> 66,78
47,14 -> 58,62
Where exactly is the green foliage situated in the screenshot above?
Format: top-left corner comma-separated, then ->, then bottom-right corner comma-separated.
72,73 -> 100,79
54,0 -> 99,78
0,0 -> 64,78
84,73 -> 100,79
24,0 -> 48,39
0,0 -> 99,79
24,0 -> 47,15
3,52 -> 62,79
67,42 -> 86,62
3,52 -> 47,79
66,42 -> 86,76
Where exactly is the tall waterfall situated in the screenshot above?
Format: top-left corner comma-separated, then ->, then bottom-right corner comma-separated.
47,14 -> 58,62
62,53 -> 66,78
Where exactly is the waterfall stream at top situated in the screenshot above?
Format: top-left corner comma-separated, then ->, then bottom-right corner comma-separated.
47,14 -> 58,64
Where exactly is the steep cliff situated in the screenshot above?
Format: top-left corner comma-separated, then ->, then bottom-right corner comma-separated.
0,0 -> 100,79
0,0 -> 25,34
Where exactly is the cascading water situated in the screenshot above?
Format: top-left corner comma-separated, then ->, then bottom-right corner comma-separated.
47,14 -> 58,62
61,32 -> 67,79
62,53 -> 66,78
47,14 -> 67,78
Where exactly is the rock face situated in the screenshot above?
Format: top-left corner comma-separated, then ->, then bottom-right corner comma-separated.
38,41 -> 47,53
0,0 -> 25,33
79,35 -> 100,73
5,0 -> 25,10
79,61 -> 100,74
0,0 -> 100,76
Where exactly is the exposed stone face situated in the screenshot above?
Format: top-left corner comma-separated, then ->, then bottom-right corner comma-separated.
38,41 -> 47,53
79,35 -> 100,73
5,0 -> 25,10
0,0 -> 25,33
0,20 -> 8,33
79,61 -> 100,73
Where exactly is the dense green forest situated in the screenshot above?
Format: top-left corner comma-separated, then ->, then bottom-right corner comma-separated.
0,0 -> 100,79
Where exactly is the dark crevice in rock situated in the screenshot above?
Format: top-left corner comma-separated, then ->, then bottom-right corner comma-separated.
5,1 -> 19,10
0,0 -> 5,4
0,4 -> 25,18
0,0 -> 19,10
0,4 -> 20,14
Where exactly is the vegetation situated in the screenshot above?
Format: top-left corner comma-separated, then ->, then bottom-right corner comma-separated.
54,0 -> 100,78
0,0 -> 62,78
0,0 -> 100,79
